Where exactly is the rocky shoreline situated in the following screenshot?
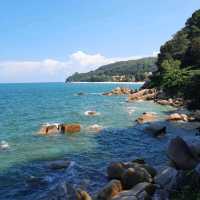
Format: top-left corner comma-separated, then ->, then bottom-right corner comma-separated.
34,87 -> 200,200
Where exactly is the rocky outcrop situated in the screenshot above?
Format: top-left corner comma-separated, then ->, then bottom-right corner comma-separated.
167,137 -> 199,170
136,112 -> 157,124
103,87 -> 135,96
156,98 -> 184,107
128,89 -> 156,101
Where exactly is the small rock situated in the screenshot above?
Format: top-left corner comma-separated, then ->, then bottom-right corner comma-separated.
136,113 -> 157,124
87,124 -> 103,133
76,189 -> 92,200
47,160 -> 70,170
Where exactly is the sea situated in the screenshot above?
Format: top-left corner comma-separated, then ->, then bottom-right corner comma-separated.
0,82 -> 197,200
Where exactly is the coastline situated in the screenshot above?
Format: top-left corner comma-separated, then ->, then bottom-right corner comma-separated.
69,81 -> 145,84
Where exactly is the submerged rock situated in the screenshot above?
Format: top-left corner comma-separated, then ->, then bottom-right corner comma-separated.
136,112 -> 157,124
47,160 -> 71,170
144,123 -> 166,137
96,180 -> 122,200
0,140 -> 9,150
87,124 -> 103,133
167,137 -> 198,170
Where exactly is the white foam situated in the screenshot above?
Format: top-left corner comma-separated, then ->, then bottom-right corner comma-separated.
0,140 -> 9,150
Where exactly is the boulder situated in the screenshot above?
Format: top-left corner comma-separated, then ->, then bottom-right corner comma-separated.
38,123 -> 61,135
154,167 -> 178,191
156,99 -> 173,106
47,160 -> 70,170
112,182 -> 155,200
107,162 -> 125,180
144,123 -> 166,137
167,113 -> 189,122
103,87 -> 134,96
136,113 -> 157,124
167,137 -> 198,170
122,167 -> 152,190
61,124 -> 81,133
96,180 -> 122,200
128,89 -> 156,101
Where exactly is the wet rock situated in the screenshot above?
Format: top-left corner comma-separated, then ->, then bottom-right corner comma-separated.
122,167 -> 152,190
144,123 -> 166,137
136,112 -> 157,124
85,111 -> 100,116
47,160 -> 71,170
128,89 -> 156,102
167,137 -> 198,170
77,92 -> 86,96
132,158 -> 146,165
154,167 -> 178,191
193,110 -> 200,121
107,162 -> 125,180
156,99 -> 173,106
103,87 -> 134,96
167,113 -> 189,122
96,180 -> 122,200
38,123 -> 61,135
61,124 -> 81,133
112,182 -> 155,200
76,189 -> 92,200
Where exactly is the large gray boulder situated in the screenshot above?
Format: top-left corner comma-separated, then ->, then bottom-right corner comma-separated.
154,167 -> 178,191
167,137 -> 198,170
122,167 -> 153,190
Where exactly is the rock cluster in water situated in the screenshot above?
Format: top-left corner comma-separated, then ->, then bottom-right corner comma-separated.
38,123 -> 81,135
102,87 -> 135,96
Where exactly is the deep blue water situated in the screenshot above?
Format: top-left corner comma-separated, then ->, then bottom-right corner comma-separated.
0,83 -> 198,200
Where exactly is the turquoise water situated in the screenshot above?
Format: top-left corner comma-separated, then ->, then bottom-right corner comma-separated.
0,83 -> 197,199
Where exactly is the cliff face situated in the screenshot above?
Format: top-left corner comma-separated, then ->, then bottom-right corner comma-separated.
66,57 -> 157,82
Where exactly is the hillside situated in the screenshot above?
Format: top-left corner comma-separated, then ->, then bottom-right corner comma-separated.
66,57 -> 157,82
149,9 -> 200,109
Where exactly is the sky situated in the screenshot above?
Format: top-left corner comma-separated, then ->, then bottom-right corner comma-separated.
0,0 -> 200,83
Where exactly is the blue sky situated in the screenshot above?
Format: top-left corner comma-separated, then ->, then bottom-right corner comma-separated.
0,0 -> 199,83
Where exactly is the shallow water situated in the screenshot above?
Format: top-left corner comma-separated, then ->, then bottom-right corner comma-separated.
0,83 -> 198,199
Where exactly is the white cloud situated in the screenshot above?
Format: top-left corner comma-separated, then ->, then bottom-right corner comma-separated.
0,51 -> 157,83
